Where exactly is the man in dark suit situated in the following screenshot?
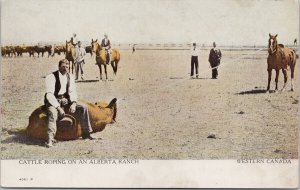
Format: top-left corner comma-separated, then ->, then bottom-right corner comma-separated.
101,33 -> 111,65
208,42 -> 222,79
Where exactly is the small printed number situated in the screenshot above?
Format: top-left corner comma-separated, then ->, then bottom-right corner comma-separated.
19,178 -> 33,181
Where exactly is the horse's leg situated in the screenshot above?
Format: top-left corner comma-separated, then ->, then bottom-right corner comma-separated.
115,61 -> 119,75
104,64 -> 108,81
275,69 -> 279,92
68,61 -> 71,73
291,65 -> 295,91
111,61 -> 116,75
71,61 -> 74,74
281,69 -> 287,91
98,64 -> 102,81
70,61 -> 72,73
267,69 -> 272,93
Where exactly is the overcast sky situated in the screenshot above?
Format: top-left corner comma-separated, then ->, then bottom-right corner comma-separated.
1,0 -> 299,46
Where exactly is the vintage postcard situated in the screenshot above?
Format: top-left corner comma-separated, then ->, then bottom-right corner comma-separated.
0,0 -> 299,188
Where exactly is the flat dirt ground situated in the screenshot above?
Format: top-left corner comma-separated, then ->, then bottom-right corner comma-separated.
1,49 -> 298,159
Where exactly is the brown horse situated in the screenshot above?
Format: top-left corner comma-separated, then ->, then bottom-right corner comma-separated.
26,98 -> 117,141
91,39 -> 120,80
65,41 -> 75,74
267,34 -> 296,92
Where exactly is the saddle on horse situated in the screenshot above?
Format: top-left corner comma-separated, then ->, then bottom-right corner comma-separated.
56,114 -> 77,133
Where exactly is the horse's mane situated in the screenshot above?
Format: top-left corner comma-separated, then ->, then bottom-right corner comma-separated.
93,42 -> 103,56
66,41 -> 74,47
65,41 -> 74,52
96,42 -> 102,51
278,44 -> 284,48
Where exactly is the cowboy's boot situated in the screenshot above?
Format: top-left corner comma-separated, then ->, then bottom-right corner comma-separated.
106,51 -> 110,65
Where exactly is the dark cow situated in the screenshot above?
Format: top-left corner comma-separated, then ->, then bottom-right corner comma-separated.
85,45 -> 93,56
1,46 -> 16,57
15,46 -> 27,56
44,45 -> 52,57
52,45 -> 65,56
33,45 -> 46,57
1,46 -> 7,56
24,46 -> 35,57
34,45 -> 53,58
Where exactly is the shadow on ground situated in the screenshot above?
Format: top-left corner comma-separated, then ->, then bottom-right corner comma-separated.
236,89 -> 276,95
75,79 -> 100,83
169,77 -> 211,80
189,77 -> 212,80
1,129 -> 45,147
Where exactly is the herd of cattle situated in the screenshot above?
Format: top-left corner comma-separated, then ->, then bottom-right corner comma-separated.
1,44 -> 93,58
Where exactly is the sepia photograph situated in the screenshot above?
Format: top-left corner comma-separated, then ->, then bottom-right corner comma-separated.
1,0 -> 299,188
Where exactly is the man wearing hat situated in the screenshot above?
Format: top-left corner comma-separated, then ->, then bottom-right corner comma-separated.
44,59 -> 94,147
208,42 -> 222,79
69,33 -> 79,47
101,33 -> 111,65
74,41 -> 86,80
190,43 -> 199,79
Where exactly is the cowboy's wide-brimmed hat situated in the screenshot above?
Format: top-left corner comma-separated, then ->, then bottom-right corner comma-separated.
57,114 -> 77,132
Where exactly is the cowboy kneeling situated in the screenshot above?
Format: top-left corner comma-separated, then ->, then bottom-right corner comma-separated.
45,59 -> 94,148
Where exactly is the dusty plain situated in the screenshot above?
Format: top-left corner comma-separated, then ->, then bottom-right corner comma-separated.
0,49 -> 298,159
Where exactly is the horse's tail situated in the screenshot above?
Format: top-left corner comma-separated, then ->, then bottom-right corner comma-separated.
117,51 -> 120,61
291,49 -> 296,66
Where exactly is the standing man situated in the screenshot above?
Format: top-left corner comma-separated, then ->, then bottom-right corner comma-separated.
44,59 -> 94,147
74,41 -> 86,80
190,43 -> 199,79
208,42 -> 222,79
101,33 -> 111,65
132,44 -> 136,54
51,44 -> 55,57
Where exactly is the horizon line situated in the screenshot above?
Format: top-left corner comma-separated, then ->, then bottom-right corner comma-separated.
2,41 -> 296,47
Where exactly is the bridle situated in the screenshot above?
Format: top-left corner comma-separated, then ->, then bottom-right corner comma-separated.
268,38 -> 278,55
92,42 -> 102,58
